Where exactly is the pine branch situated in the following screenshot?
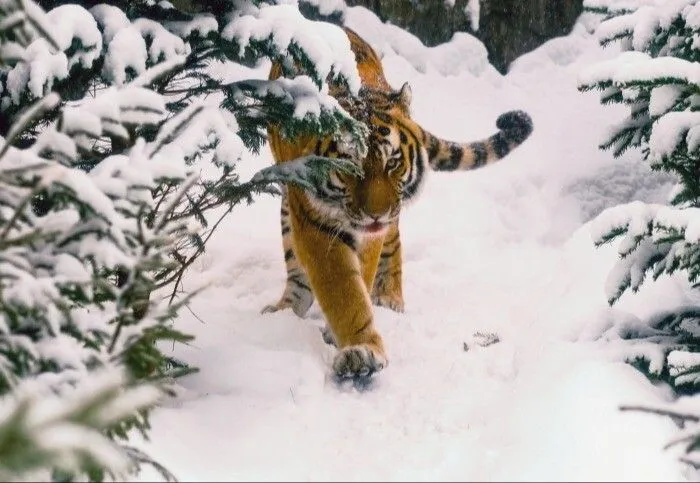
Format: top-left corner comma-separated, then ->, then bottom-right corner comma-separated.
0,94 -> 60,159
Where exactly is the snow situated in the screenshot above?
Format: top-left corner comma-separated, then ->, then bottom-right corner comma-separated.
3,38 -> 68,104
166,14 -> 218,39
91,6 -> 188,83
650,111 -> 700,162
103,25 -> 148,85
89,4 -> 130,43
593,0 -> 700,53
0,367 -> 162,481
5,92 -> 60,143
147,102 -> 245,168
649,84 -> 682,117
248,75 -> 348,121
31,127 -> 77,163
123,5 -> 700,482
578,51 -> 700,87
46,5 -> 102,71
113,86 -> 167,125
133,19 -> 188,63
466,0 -> 480,31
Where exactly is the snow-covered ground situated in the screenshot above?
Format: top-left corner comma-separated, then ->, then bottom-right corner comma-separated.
132,6 -> 694,482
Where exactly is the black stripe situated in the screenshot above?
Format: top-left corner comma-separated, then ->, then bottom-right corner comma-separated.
403,158 -> 423,199
380,245 -> 400,259
427,137 -> 440,160
354,317 -> 372,336
289,276 -> 311,292
284,249 -> 294,261
402,151 -> 416,190
401,129 -> 426,200
374,112 -> 391,123
385,232 -> 400,245
492,133 -> 510,158
445,144 -> 462,171
386,268 -> 402,278
299,204 -> 356,250
407,144 -> 415,166
324,178 -> 345,195
473,142 -> 488,168
281,225 -> 290,235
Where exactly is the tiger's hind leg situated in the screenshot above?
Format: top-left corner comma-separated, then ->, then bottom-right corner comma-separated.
261,191 -> 315,317
371,221 -> 405,313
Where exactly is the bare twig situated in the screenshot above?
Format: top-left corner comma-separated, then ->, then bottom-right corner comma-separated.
619,405 -> 700,422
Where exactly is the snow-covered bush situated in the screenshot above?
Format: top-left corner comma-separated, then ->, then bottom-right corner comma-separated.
579,0 -> 700,472
0,0 -> 366,480
0,1 -> 191,480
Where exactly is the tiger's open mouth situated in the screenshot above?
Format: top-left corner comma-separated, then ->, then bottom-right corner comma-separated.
352,220 -> 388,235
364,221 -> 386,233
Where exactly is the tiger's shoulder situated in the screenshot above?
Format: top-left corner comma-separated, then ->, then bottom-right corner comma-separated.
341,27 -> 392,91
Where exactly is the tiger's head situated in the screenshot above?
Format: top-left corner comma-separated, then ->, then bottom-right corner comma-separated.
313,82 -> 427,236
309,81 -> 533,237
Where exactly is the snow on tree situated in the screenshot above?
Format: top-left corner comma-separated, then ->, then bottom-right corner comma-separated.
0,1 -> 189,480
0,0 -> 367,480
18,0 -> 365,307
579,0 -> 700,473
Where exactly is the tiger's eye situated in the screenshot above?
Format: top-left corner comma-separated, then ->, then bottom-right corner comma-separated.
377,126 -> 391,136
387,156 -> 402,171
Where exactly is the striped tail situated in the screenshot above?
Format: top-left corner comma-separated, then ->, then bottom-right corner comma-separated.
425,110 -> 533,171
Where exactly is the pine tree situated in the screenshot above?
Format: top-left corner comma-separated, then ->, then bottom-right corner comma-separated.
579,0 -> 700,472
10,0 -> 367,311
0,0 -> 367,480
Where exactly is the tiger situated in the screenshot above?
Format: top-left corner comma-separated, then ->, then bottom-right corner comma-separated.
262,27 -> 533,379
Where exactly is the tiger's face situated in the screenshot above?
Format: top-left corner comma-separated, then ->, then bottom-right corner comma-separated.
312,83 -> 428,237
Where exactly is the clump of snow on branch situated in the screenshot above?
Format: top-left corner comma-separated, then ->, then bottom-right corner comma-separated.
46,4 -> 102,70
148,101 -> 246,168
166,14 -> 218,39
222,3 -> 362,94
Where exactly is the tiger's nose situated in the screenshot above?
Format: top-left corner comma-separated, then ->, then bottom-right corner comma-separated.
364,209 -> 391,222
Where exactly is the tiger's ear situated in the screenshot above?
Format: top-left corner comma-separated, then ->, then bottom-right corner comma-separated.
397,82 -> 412,108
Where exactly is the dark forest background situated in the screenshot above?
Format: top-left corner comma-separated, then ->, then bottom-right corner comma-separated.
345,0 -> 583,73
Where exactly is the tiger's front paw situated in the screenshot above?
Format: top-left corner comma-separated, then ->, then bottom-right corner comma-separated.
372,293 -> 405,313
332,344 -> 387,379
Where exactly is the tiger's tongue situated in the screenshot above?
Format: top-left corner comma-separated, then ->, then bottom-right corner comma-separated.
365,222 -> 384,233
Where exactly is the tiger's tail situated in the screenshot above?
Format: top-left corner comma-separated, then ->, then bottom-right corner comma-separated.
425,110 -> 533,171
